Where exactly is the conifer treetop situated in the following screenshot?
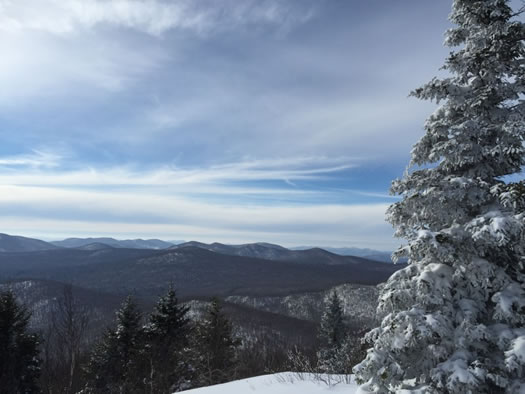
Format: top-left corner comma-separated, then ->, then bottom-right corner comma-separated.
353,1 -> 525,392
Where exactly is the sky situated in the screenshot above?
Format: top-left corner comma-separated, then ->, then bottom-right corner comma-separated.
0,0 -> 472,249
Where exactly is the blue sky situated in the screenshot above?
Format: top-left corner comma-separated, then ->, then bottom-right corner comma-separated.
0,0 -> 463,249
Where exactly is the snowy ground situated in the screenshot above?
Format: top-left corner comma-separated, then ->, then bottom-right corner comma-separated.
181,373 -> 358,393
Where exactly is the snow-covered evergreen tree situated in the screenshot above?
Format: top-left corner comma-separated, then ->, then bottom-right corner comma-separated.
318,291 -> 350,374
354,1 -> 525,392
144,287 -> 192,393
84,296 -> 146,393
194,298 -> 239,386
320,291 -> 347,349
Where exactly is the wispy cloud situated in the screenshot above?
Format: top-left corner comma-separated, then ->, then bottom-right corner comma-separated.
0,150 -> 62,168
0,1 -> 455,249
352,191 -> 399,200
0,0 -> 315,36
0,184 -> 394,248
0,154 -> 397,248
0,155 -> 356,186
0,0 -> 315,102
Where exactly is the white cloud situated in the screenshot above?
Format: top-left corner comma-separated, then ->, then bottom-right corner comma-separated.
0,156 -> 397,248
0,150 -> 62,168
353,191 -> 399,200
0,156 -> 356,186
0,185 -> 394,248
262,95 -> 434,161
0,0 -> 313,36
0,1 -> 450,250
0,215 -> 394,249
0,30 -> 166,105
0,0 -> 314,104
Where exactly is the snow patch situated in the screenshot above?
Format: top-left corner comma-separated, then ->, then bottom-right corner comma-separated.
179,373 -> 358,393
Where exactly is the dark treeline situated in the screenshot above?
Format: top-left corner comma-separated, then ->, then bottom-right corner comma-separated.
286,290 -> 368,377
0,286 -> 368,393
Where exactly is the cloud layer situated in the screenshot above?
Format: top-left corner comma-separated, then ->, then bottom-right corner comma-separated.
0,0 -> 314,35
0,155 -> 396,248
0,0 -> 456,248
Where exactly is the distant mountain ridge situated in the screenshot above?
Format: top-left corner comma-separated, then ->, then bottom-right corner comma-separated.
0,233 -> 59,252
51,237 -> 173,250
74,242 -> 116,251
71,246 -> 400,297
0,244 -> 403,299
0,233 -> 400,263
170,241 -> 372,265
292,246 -> 396,263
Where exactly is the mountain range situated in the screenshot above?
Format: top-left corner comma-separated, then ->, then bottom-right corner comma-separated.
51,237 -> 174,249
0,233 -> 60,252
0,233 -> 396,263
169,241 -> 375,265
0,233 -> 401,359
0,246 -> 401,299
292,246 -> 396,263
0,233 -> 403,299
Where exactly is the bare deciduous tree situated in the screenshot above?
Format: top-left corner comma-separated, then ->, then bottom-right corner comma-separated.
42,284 -> 90,394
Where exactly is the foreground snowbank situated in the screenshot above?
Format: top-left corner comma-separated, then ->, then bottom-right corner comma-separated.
181,373 -> 358,393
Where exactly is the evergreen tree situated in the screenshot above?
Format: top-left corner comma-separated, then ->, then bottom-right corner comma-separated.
318,291 -> 350,374
354,1 -> 525,392
194,298 -> 239,386
319,291 -> 346,348
84,296 -> 145,394
0,290 -> 40,394
144,287 -> 192,393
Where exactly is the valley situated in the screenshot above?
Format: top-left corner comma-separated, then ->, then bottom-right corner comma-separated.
0,233 -> 400,350
0,234 -> 401,300
0,232 -> 402,390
